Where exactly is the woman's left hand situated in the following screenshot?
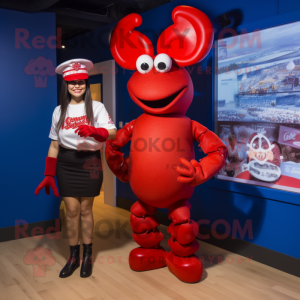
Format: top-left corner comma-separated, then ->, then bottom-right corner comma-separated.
75,125 -> 92,137
75,125 -> 109,142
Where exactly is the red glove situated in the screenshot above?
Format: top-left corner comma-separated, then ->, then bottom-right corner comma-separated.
35,157 -> 59,197
75,125 -> 109,142
176,158 -> 205,186
176,149 -> 227,186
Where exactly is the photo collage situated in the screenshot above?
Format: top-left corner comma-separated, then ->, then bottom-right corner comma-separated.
215,20 -> 300,192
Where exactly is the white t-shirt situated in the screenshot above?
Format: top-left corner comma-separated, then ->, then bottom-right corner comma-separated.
49,101 -> 117,151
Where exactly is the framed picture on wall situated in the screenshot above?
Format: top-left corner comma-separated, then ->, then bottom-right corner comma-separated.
213,19 -> 300,194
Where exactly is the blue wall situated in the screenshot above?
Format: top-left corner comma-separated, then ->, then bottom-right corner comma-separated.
0,9 -> 58,229
57,0 -> 300,259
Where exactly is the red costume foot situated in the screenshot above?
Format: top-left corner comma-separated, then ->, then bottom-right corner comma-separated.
166,252 -> 203,283
166,200 -> 202,283
129,200 -> 167,271
129,246 -> 167,271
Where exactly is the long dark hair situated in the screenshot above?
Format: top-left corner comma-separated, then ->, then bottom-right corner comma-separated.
56,79 -> 95,134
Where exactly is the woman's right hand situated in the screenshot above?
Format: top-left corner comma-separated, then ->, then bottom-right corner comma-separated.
35,153 -> 59,197
35,176 -> 59,197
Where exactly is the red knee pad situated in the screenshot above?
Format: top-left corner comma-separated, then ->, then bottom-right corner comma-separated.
168,238 -> 199,256
131,200 -> 157,217
130,214 -> 159,234
168,200 -> 191,224
168,220 -> 199,245
133,230 -> 164,248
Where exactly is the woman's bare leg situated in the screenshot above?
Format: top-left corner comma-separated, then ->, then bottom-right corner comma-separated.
80,197 -> 95,244
63,197 -> 80,246
59,196 -> 81,278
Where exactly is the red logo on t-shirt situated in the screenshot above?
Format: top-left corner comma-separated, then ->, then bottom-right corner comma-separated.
108,114 -> 114,124
62,115 -> 90,130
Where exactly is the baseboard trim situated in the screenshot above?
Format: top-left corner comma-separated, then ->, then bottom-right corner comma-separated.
0,218 -> 61,242
117,196 -> 300,278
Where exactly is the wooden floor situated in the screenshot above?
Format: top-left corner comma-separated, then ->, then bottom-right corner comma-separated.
0,192 -> 300,300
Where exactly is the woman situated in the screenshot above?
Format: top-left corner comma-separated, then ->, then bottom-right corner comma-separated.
35,59 -> 117,278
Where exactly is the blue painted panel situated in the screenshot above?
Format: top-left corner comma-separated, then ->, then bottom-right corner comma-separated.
279,0 -> 300,14
0,8 -> 58,228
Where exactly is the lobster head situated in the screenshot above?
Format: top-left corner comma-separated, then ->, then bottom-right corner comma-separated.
110,6 -> 214,115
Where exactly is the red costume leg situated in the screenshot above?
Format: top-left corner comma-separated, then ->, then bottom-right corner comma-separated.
166,199 -> 202,283
129,200 -> 167,271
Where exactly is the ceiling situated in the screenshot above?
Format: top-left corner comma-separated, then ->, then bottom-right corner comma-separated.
0,0 -> 172,41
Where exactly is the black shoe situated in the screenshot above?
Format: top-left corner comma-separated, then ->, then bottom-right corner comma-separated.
59,242 -> 80,278
80,242 -> 93,278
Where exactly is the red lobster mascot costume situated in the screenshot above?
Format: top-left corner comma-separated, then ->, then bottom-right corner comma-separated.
106,6 -> 228,283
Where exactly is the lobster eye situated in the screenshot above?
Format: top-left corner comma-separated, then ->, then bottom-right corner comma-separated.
154,53 -> 172,73
136,55 -> 153,74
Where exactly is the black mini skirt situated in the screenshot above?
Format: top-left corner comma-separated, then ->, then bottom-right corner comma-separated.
56,145 -> 103,197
